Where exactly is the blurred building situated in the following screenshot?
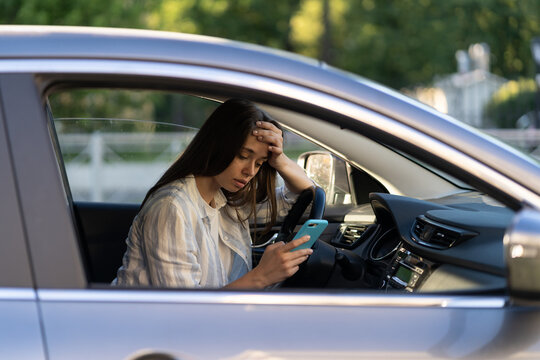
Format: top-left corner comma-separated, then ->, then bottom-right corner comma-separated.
435,43 -> 507,128
406,43 -> 507,128
405,42 -> 540,160
532,37 -> 540,127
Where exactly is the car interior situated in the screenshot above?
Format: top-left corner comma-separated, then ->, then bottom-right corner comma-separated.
46,85 -> 512,294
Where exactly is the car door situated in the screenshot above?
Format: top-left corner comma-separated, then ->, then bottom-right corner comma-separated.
0,74 -> 47,359
4,62 -> 540,359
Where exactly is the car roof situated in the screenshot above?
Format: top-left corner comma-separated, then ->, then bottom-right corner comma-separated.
0,25 -> 342,90
0,25 -> 430,115
1,25 -> 540,198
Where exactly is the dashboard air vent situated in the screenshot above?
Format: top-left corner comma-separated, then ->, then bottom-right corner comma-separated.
411,215 -> 476,249
332,224 -> 372,249
342,225 -> 366,244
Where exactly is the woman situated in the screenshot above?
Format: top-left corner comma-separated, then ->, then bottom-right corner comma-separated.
113,99 -> 314,289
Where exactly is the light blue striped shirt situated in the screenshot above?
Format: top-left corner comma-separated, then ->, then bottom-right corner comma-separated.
113,175 -> 297,288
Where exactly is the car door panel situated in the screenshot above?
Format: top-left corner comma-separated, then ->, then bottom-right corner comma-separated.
37,289 -> 538,360
0,73 -> 85,289
0,76 -> 46,359
0,294 -> 45,360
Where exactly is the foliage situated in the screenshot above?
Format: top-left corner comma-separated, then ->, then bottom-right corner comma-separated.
145,0 -> 301,51
49,89 -> 219,132
1,0 -> 539,92
485,78 -> 537,128
0,0 -> 154,28
144,0 -> 540,88
331,0 -> 540,89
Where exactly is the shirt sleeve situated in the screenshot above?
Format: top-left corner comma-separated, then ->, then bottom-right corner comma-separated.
141,198 -> 202,288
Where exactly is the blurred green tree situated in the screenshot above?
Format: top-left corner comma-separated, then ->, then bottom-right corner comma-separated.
485,78 -> 537,128
321,0 -> 540,89
2,0 -> 538,90
145,0 -> 301,51
0,0 -> 154,28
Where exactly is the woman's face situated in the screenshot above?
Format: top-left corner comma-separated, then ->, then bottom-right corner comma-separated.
214,133 -> 268,192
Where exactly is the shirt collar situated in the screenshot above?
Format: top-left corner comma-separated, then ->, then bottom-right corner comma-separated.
213,188 -> 227,210
185,175 -> 227,213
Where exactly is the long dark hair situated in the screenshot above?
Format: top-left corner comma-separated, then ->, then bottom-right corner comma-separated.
142,98 -> 281,234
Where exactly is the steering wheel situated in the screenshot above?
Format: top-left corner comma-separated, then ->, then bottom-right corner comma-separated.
251,186 -> 327,288
273,186 -> 326,244
279,185 -> 364,288
273,186 -> 365,288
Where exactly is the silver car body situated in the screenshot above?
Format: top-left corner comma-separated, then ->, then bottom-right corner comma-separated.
1,26 -> 540,359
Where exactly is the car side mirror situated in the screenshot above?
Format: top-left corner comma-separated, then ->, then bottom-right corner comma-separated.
504,208 -> 540,302
298,151 -> 353,205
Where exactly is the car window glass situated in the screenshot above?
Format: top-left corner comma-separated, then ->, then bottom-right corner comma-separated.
49,90 -> 219,203
49,89 -> 325,204
54,118 -> 199,203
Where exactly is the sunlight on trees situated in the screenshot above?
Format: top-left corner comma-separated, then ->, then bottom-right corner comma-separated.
146,0 -> 198,33
290,0 -> 322,58
2,0 -> 539,119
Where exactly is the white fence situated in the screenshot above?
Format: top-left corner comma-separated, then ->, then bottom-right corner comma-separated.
60,132 -> 196,203
59,129 -> 540,203
59,131 -> 316,203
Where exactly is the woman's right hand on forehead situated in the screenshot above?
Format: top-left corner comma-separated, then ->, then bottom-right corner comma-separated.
252,120 -> 314,194
253,121 -> 286,170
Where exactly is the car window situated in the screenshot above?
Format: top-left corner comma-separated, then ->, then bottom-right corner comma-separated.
50,89 -> 323,204
53,118 -> 198,203
49,89 -> 219,203
46,87 -> 507,295
47,88 -> 334,285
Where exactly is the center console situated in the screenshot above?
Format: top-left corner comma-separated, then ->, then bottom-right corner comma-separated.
385,246 -> 435,292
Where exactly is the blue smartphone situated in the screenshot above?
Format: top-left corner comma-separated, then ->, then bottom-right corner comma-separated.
290,219 -> 328,251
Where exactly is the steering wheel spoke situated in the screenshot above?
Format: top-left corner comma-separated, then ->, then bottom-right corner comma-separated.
277,186 -> 326,242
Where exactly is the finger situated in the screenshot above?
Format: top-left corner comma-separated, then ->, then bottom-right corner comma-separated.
279,247 -> 313,265
289,255 -> 310,267
282,235 -> 311,252
253,129 -> 283,148
254,122 -> 283,142
253,128 -> 282,138
267,146 -> 283,158
287,250 -> 313,263
256,121 -> 282,136
266,241 -> 285,252
283,249 -> 311,262
287,265 -> 300,277
279,265 -> 300,279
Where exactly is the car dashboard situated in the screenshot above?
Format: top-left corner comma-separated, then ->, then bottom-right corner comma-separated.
313,191 -> 511,293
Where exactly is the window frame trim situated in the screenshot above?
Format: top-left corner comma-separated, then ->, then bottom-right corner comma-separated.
2,59 -> 534,300
38,288 -> 507,309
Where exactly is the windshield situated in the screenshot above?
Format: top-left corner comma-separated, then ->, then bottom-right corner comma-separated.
479,128 -> 540,166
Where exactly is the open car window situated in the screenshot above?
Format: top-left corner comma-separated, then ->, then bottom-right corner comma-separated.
50,89 -> 324,204
50,89 -> 219,204
47,87 -> 510,296
54,118 -> 197,203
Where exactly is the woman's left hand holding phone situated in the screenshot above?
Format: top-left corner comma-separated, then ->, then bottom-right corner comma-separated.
225,235 -> 312,289
250,235 -> 313,288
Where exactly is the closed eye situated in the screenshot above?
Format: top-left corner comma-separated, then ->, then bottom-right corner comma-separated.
240,147 -> 267,162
